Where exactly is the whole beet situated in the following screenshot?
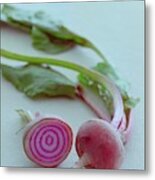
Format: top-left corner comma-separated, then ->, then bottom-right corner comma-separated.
76,120 -> 124,169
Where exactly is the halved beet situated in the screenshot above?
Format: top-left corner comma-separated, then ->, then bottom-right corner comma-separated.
23,118 -> 73,167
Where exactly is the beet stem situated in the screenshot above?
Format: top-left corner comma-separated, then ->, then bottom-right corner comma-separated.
73,154 -> 89,168
122,110 -> 133,144
15,109 -> 33,134
117,113 -> 127,131
76,86 -> 110,121
16,109 -> 33,123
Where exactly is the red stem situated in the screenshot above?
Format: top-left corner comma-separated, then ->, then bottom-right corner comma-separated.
123,110 -> 133,144
117,113 -> 127,132
76,86 -> 129,140
76,85 -> 110,121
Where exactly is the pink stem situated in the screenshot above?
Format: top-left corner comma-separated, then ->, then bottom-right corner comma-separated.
76,85 -> 110,121
123,110 -> 133,144
118,113 -> 127,132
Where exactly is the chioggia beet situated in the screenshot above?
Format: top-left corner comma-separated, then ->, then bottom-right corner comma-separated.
75,120 -> 124,169
17,110 -> 73,167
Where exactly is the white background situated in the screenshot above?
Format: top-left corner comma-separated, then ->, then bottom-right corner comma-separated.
1,0 -> 144,169
0,0 -> 154,179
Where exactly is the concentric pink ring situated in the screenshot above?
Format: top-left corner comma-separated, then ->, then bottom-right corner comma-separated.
30,126 -> 66,161
23,118 -> 73,167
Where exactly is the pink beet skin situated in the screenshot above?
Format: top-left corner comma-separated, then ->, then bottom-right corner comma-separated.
76,120 -> 124,169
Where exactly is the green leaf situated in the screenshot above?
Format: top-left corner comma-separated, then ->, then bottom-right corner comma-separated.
78,62 -> 139,114
93,62 -> 128,92
31,26 -> 75,54
93,62 -> 140,110
1,4 -> 32,32
1,4 -> 103,57
1,64 -> 76,98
